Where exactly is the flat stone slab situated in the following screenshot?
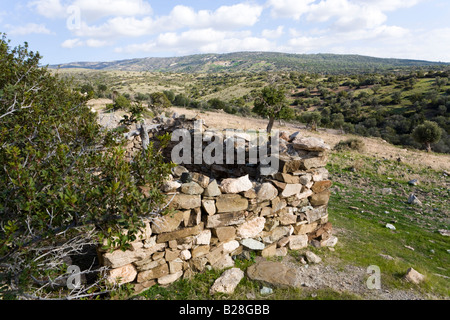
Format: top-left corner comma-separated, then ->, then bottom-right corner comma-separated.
246,259 -> 299,288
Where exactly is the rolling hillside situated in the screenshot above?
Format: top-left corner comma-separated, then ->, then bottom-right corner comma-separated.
50,52 -> 449,74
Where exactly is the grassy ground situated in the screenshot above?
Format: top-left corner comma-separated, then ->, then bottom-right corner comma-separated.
131,147 -> 449,301
325,151 -> 449,298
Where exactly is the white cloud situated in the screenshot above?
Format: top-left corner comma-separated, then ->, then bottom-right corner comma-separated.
61,37 -> 111,48
268,0 -> 315,20
72,17 -> 155,39
72,0 -> 152,21
6,23 -> 53,35
115,29 -> 277,55
28,0 -> 65,19
306,0 -> 388,31
355,0 -> 422,11
160,3 -> 263,31
29,0 -> 152,20
61,38 -> 84,48
85,38 -> 111,47
68,2 -> 263,41
262,26 -> 284,39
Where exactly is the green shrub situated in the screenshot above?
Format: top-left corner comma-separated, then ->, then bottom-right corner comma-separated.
0,34 -> 173,299
334,138 -> 365,152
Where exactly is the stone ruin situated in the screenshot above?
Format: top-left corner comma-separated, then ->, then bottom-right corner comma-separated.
98,115 -> 337,294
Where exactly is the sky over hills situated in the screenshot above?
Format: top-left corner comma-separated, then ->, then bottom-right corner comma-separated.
2,0 -> 450,65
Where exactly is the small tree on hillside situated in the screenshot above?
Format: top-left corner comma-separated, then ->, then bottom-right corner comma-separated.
253,86 -> 292,132
149,92 -> 171,115
412,121 -> 443,152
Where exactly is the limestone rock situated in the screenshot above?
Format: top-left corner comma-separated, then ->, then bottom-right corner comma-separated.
103,247 -> 153,269
216,194 -> 248,213
240,238 -> 265,250
190,172 -> 210,188
280,183 -> 303,198
167,194 -> 201,210
301,155 -> 329,170
213,226 -> 236,242
279,208 -> 298,225
237,217 -> 266,239
211,254 -> 235,270
305,206 -> 328,223
161,180 -> 181,193
299,174 -> 312,185
181,182 -> 204,195
247,260 -> 298,288
305,251 -> 322,264
311,180 -> 332,193
203,179 -> 222,197
137,263 -> 169,283
168,258 -> 184,274
262,226 -> 292,243
275,173 -> 300,184
256,183 -> 278,202
408,194 -> 422,206
180,249 -> 192,260
311,168 -> 329,181
261,243 -> 277,258
156,222 -> 204,243
288,234 -> 308,250
172,166 -> 188,177
206,211 -> 246,228
201,199 -> 216,215
219,175 -> 253,194
291,136 -> 331,152
405,268 -> 425,284
107,264 -> 137,284
191,245 -> 210,258
195,229 -> 212,245
134,280 -> 157,294
309,190 -> 330,206
158,271 -> 183,285
294,222 -> 318,235
222,240 -> 240,254
271,197 -> 287,213
210,268 -> 244,295
151,211 -> 184,234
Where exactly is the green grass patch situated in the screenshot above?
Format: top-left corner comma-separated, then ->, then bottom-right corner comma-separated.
326,151 -> 450,298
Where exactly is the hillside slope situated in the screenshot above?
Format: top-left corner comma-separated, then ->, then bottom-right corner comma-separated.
50,52 -> 448,74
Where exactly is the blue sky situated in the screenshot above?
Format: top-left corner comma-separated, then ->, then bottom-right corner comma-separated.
2,0 -> 450,65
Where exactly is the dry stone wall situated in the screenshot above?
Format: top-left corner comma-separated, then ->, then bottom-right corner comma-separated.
99,115 -> 337,294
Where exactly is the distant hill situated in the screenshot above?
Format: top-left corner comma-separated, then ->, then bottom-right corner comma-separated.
50,52 -> 448,74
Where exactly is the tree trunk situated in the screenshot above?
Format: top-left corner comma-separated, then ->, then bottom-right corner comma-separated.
266,117 -> 275,133
426,142 -> 431,153
139,122 -> 149,151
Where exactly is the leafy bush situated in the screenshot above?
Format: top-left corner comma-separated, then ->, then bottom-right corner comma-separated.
334,138 -> 366,152
0,35 -> 173,299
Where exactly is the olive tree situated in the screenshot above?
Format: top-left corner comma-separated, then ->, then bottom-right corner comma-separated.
253,86 -> 292,132
412,121 -> 443,152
